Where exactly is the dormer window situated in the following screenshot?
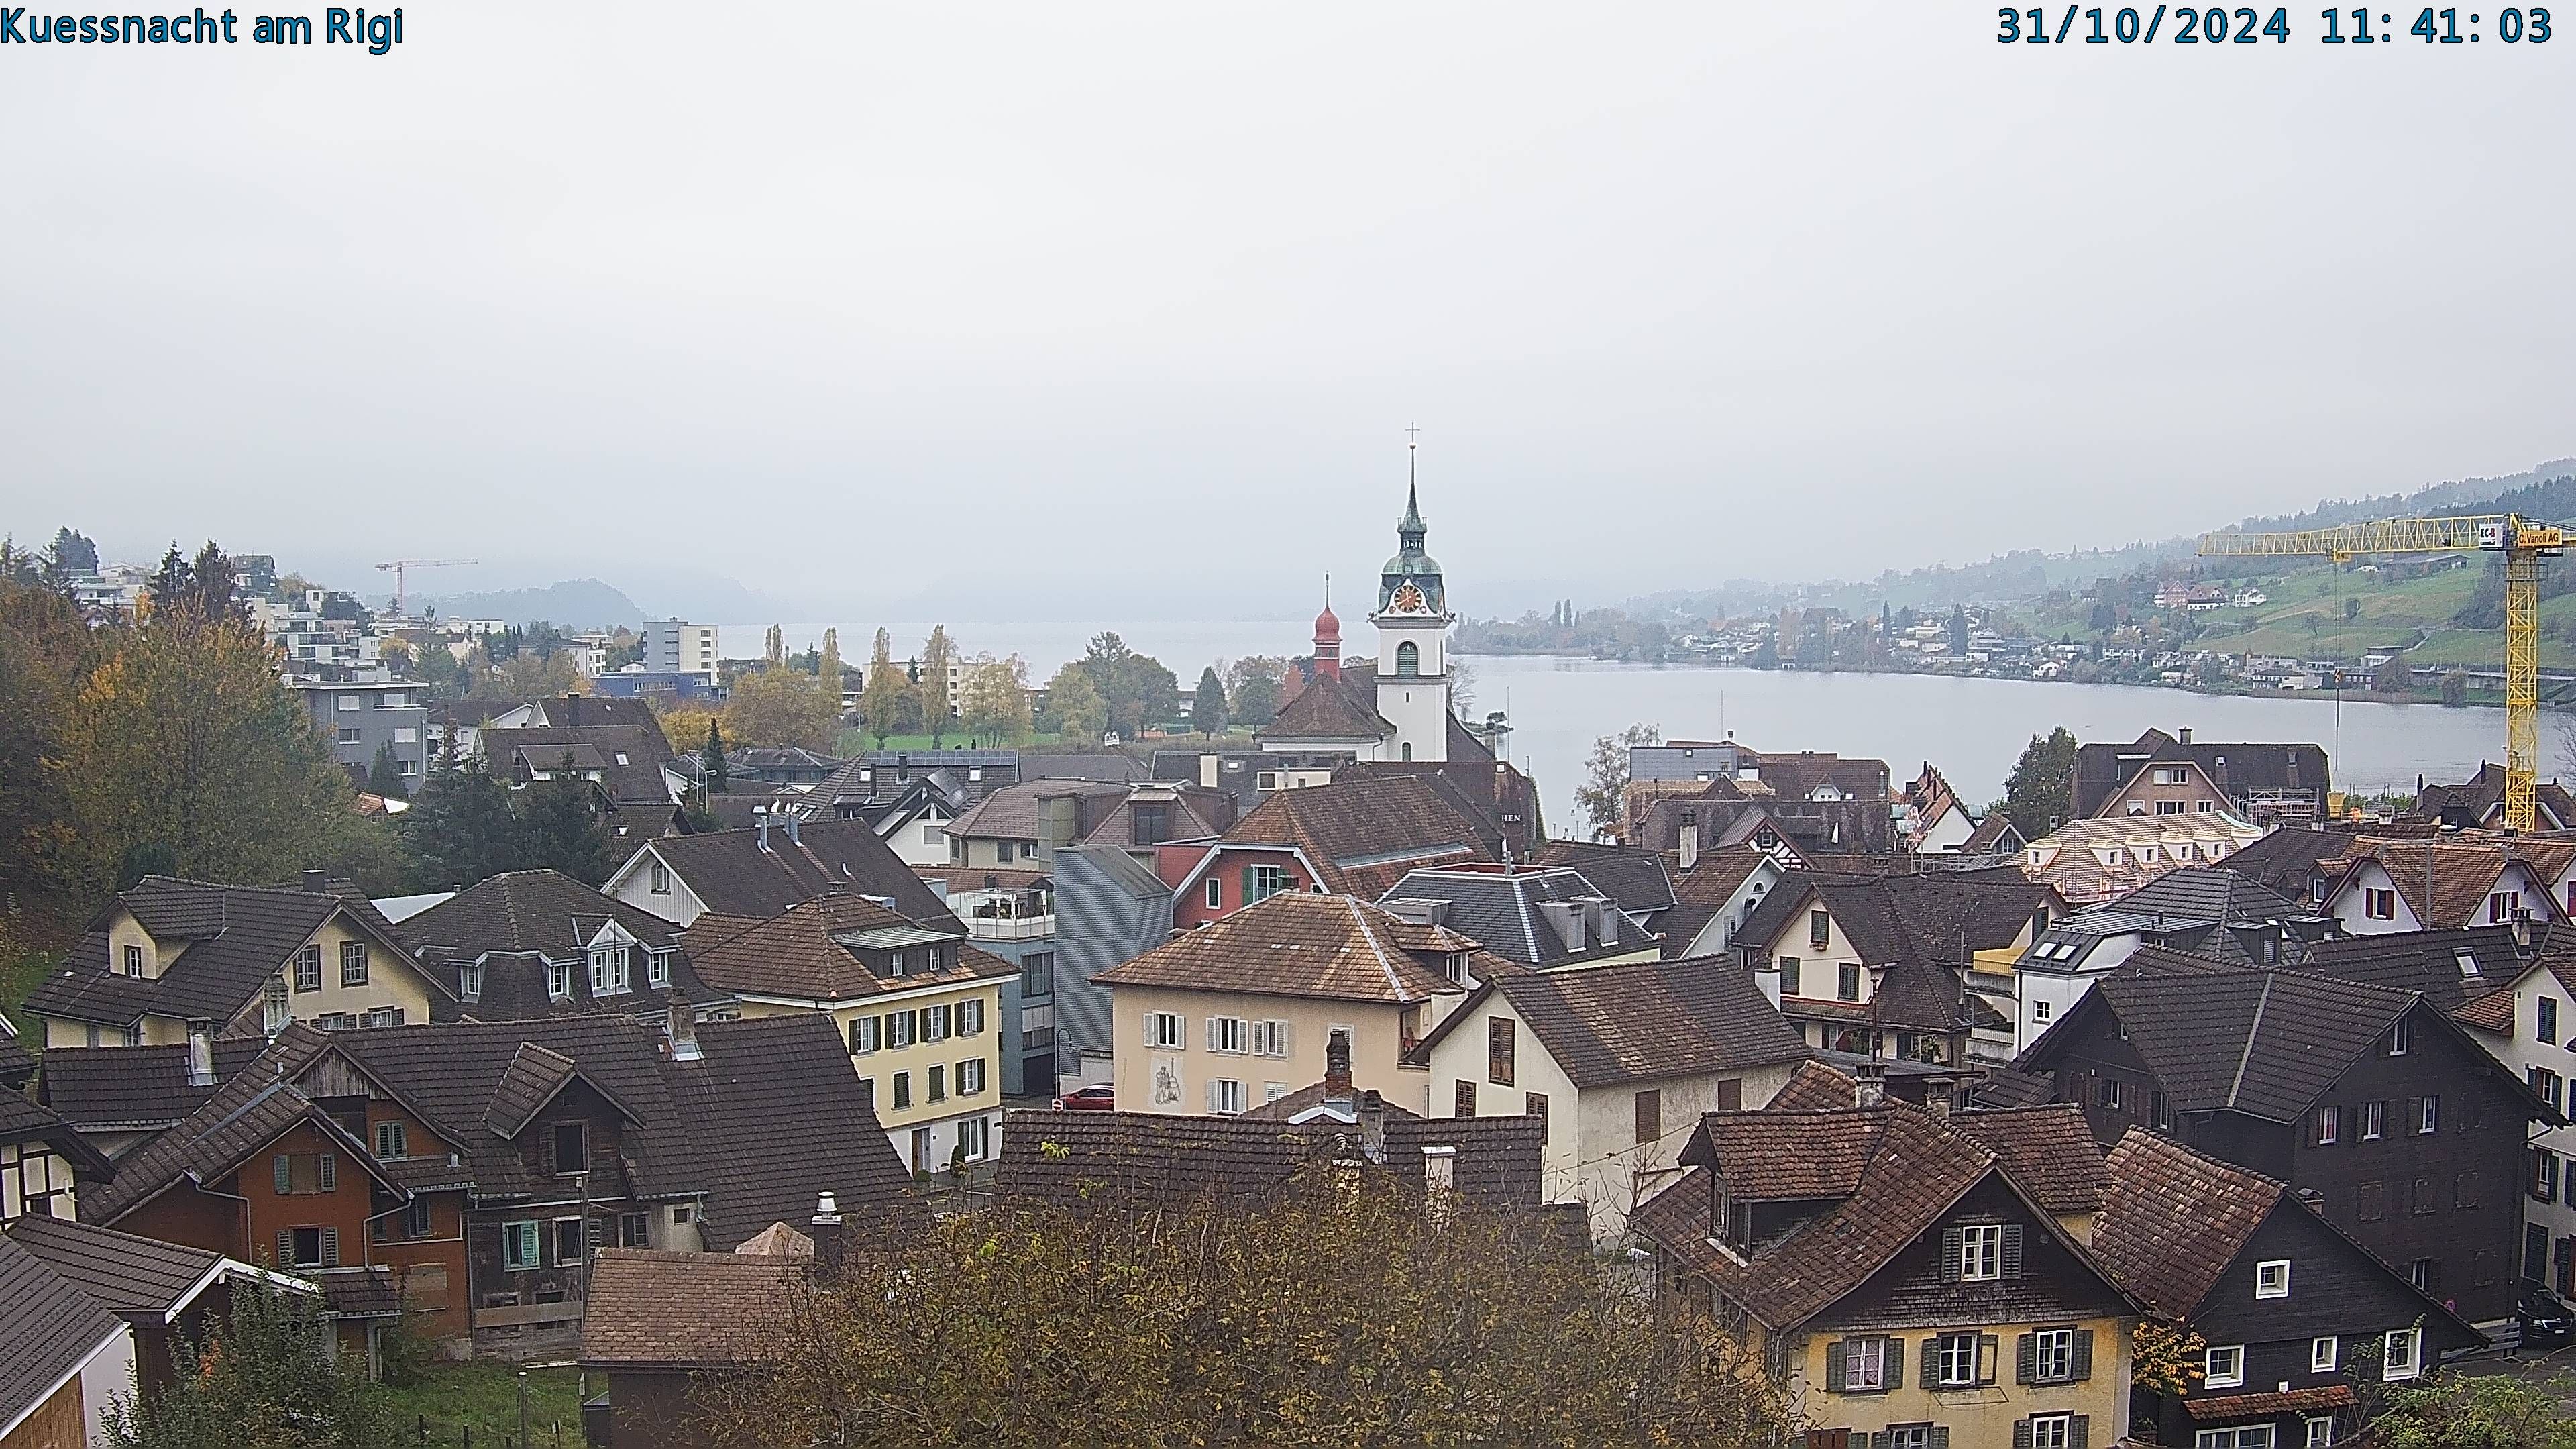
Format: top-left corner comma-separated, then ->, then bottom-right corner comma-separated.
459,963 -> 483,1002
589,947 -> 631,996
545,961 -> 573,1000
2255,1259 -> 2291,1298
2387,1016 -> 2411,1056
1945,1221 -> 2021,1283
123,944 -> 144,977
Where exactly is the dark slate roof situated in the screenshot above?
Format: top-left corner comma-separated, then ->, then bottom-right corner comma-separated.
1093,892 -> 1470,1006
0,1020 -> 33,1091
943,778 -> 1133,842
2412,761 -> 2576,830
2073,729 -> 2330,818
580,1248 -> 797,1368
2304,924 -> 2528,1010
1023,752 -> 1148,782
1529,841 -> 1676,918
680,893 -> 998,1002
398,869 -> 719,1020
1657,845 -> 1778,957
994,1108 -> 1543,1217
1220,773 -> 1495,898
2215,823 -> 2361,898
0,1232 -> 125,1430
5,1214 -> 226,1317
24,876 -> 437,1028
300,1014 -> 924,1249
37,1037 -> 270,1133
483,723 -> 676,808
637,818 -> 957,926
82,1063 -> 401,1224
483,1044 -> 584,1138
0,1090 -> 112,1178
2104,867 -> 2302,925
1256,675 -> 1391,741
1738,870 -> 2054,970
1960,813 -> 2026,854
1417,956 -> 1808,1089
1375,864 -> 1658,967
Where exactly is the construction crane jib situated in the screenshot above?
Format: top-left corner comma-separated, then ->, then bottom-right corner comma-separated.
2198,514 -> 2564,833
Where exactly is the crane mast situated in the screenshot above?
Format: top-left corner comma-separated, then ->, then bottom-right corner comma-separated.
2198,514 -> 2563,832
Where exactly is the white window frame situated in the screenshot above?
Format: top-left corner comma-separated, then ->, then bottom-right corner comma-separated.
1888,1430 -> 1930,1449
2255,1259 -> 2291,1299
374,1121 -> 407,1159
2030,1415 -> 2073,1449
647,950 -> 670,988
923,1004 -> 951,1042
957,997 -> 983,1036
2418,1095 -> 2438,1134
2310,1336 -> 2338,1373
545,960 -> 572,1000
849,1015 -> 881,1055
339,940 -> 370,987
649,859 -> 671,895
1250,1019 -> 1289,1057
2304,1416 -> 2334,1447
1146,1012 -> 1185,1050
2205,1344 -> 2245,1389
1205,878 -> 1222,910
957,1057 -> 985,1095
2382,1327 -> 2421,1381
589,947 -> 630,996
2033,1327 -> 2074,1382
458,963 -> 482,1002
1937,1332 -> 1980,1387
2195,1431 -> 2274,1449
501,1220 -> 541,1271
1843,1336 -> 1886,1391
1958,1222 -> 2004,1281
1209,1016 -> 1248,1054
957,1114 -> 990,1161
1209,1078 -> 1246,1116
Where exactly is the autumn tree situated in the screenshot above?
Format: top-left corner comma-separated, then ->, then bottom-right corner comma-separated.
1042,661 -> 1108,744
704,1174 -> 1794,1449
959,653 -> 1032,745
820,627 -> 845,705
1223,655 -> 1286,728
859,629 -> 916,747
58,605 -> 352,892
107,1277 -> 400,1449
725,666 -> 840,751
764,624 -> 785,667
1573,724 -> 1659,842
920,627 -> 959,746
2365,1371 -> 2576,1448
1191,666 -> 1229,737
1998,726 -> 2079,838
1075,632 -> 1180,738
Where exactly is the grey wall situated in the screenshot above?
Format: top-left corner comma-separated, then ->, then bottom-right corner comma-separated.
1051,844 -> 1176,1084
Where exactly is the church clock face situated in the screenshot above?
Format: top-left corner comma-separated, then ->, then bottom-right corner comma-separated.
1391,582 -> 1426,613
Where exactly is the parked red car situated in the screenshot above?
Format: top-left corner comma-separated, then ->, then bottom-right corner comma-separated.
1055,1084 -> 1116,1111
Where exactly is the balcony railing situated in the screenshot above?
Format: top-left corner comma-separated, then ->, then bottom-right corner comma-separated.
965,914 -> 1056,941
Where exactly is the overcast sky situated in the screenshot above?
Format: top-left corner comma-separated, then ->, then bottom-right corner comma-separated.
5,3 -> 2570,621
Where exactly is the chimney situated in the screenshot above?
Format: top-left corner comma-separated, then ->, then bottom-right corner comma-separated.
1324,1028 -> 1354,1108
185,1020 -> 216,1088
2178,727 -> 2192,745
782,813 -> 801,845
1538,900 -> 1587,953
1854,1061 -> 1887,1109
1678,810 -> 1700,871
667,989 -> 702,1061
1356,1089 -> 1387,1163
808,1190 -> 844,1277
2514,909 -> 2534,951
300,868 -> 328,893
757,814 -> 771,851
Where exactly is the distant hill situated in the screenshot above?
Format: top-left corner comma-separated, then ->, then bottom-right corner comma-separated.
419,578 -> 645,629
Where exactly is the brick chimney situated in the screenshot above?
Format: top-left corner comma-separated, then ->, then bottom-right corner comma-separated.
1323,1027 -> 1354,1110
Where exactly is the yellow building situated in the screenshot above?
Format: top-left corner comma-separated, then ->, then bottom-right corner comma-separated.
25,875 -> 443,1051
682,892 -> 1013,1174
1635,1098 -> 2141,1449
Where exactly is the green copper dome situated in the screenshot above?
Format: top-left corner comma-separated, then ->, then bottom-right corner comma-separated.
1377,480 -> 1445,614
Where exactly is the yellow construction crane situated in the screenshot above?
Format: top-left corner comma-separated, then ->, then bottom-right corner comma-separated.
2199,515 -> 2565,831
374,559 -> 477,621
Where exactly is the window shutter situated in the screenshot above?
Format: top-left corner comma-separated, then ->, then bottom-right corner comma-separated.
275,1229 -> 292,1267
1205,1080 -> 1219,1113
1941,1225 -> 1965,1282
587,1218 -> 606,1248
2072,1328 -> 2094,1381
2012,1420 -> 2033,1449
2000,1222 -> 2025,1278
2070,1415 -> 2089,1449
1278,1022 -> 1293,1057
318,1155 -> 337,1192
1241,867 -> 1256,902
321,1227 -> 340,1267
1930,1430 -> 1949,1449
1919,1337 -> 1941,1389
1871,1435 -> 1891,1449
1143,1012 -> 1157,1046
1205,1016 -> 1219,1050
1825,1340 -> 1846,1393
1884,1336 -> 1904,1389
2016,1332 -> 2037,1385
274,1155 -> 292,1195
1978,1334 -> 1999,1385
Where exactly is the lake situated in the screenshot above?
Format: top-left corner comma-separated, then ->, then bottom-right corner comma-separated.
722,622 -> 2524,833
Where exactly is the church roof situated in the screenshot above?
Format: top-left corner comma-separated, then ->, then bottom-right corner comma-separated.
1258,676 -> 1391,742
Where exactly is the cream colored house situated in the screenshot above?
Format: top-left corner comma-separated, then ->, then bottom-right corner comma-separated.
681,892 -> 1013,1174
1413,955 -> 1811,1243
24,875 -> 445,1051
1092,892 -> 1474,1119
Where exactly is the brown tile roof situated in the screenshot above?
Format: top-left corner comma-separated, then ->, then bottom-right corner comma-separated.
82,1059 -> 405,1224
1256,675 -> 1390,741
680,892 -> 1002,1002
1947,1105 -> 2108,1216
2326,837 -> 2553,930
580,1248 -> 797,1368
638,818 -> 958,927
1415,956 -> 1809,1089
1220,773 -> 1495,896
993,1107 -> 1542,1217
1696,1110 -> 1878,1199
2453,985 -> 2519,1034
2092,1128 -> 2283,1319
2182,1386 -> 2355,1421
1766,1059 -> 1860,1112
1091,892 -> 1468,1005
943,778 -> 1133,842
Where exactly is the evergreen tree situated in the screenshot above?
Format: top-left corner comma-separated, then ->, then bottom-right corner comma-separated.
397,759 -> 523,890
519,753 -> 613,883
820,627 -> 843,704
364,741 -> 409,800
1191,666 -> 1230,737
185,541 -> 243,623
145,543 -> 193,617
1224,656 -> 1285,727
1998,726 -> 2079,838
705,717 -> 729,793
48,527 -> 98,574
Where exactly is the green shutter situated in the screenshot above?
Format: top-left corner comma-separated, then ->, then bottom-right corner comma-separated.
317,1154 -> 335,1192
1884,1336 -> 1904,1389
1870,1435 -> 1892,1449
1978,1335 -> 1998,1385
1825,1340 -> 1846,1393
274,1155 -> 292,1195
2001,1222 -> 2025,1278
2015,1332 -> 2037,1385
2012,1420 -> 2032,1449
2070,1415 -> 2089,1449
320,1226 -> 339,1267
1941,1226 -> 1964,1282
1920,1337 -> 1941,1388
2072,1329 -> 2094,1381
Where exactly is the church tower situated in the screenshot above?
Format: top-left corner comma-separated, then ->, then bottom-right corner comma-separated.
1371,453 -> 1451,763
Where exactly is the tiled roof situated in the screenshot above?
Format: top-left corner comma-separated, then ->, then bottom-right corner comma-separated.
482,723 -> 676,808
2182,1387 -> 2356,1421
2322,836 -> 2563,930
312,1265 -> 402,1319
2105,867 -> 2301,924
1419,956 -> 1808,1089
2215,824 -> 2360,897
0,1232 -> 125,1432
944,778 -> 1133,843
1375,864 -> 1658,968
82,1061 -> 400,1224
680,893 -> 999,1002
993,1107 -> 1542,1217
2091,1128 -> 2283,1318
2304,924 -> 2526,1010
580,1248 -> 797,1368
1024,752 -> 1150,783
400,869 -> 720,1020
24,876 -> 437,1028
638,818 -> 957,926
1766,1059 -> 1861,1112
0,1091 -> 107,1178
482,1043 -> 584,1138
1695,1110 -> 1878,1199
1220,774 -> 1494,896
1091,892 -> 1468,1006
1947,1105 -> 2108,1216
2454,985 -> 2520,1034
5,1214 -> 228,1317
2072,730 -> 2328,818
1960,813 -> 2025,853
37,1036 -> 270,1132
1256,675 -> 1390,741
2413,762 -> 2576,830
1656,845 -> 1776,956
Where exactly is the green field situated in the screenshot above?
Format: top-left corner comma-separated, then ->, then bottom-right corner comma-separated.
378,1362 -> 584,1448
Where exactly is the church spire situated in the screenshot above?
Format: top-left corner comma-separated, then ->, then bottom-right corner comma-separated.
1399,428 -> 1427,551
